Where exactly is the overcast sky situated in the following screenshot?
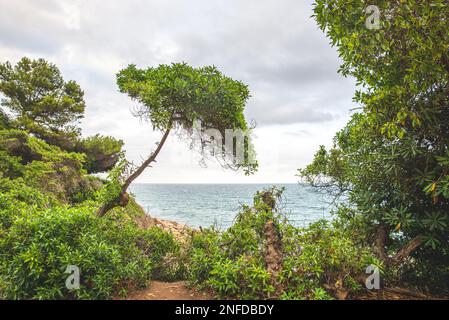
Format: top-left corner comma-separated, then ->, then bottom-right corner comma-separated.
0,0 -> 357,183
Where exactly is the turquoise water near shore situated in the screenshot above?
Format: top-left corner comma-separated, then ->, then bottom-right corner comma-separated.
130,183 -> 335,229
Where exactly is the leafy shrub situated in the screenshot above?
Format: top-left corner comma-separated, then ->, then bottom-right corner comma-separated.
0,178 -> 53,239
138,226 -> 186,282
96,155 -> 129,207
0,202 -> 180,299
187,188 -> 379,300
69,175 -> 103,204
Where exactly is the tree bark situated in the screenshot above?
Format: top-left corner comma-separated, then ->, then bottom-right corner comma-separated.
96,125 -> 172,217
374,224 -> 389,263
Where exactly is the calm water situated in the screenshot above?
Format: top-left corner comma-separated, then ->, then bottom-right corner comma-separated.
129,183 -> 335,229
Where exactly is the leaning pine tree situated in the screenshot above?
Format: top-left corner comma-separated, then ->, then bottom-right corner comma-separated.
97,63 -> 258,217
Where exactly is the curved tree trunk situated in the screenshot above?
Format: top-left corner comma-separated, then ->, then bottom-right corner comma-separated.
96,125 -> 172,217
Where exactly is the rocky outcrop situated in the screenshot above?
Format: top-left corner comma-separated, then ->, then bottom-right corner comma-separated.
134,213 -> 193,244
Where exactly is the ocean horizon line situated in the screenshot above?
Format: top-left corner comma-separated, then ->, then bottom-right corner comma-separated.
132,182 -> 304,185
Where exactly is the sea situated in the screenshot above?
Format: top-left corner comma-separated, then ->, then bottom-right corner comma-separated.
129,183 -> 336,229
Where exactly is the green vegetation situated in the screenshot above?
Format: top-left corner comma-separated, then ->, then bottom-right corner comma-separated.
0,58 -> 184,299
0,129 -> 91,203
0,153 -> 182,299
186,188 -> 379,300
300,0 -> 449,292
1,0 -> 448,299
0,202 -> 178,299
0,57 -> 85,145
0,57 -> 260,300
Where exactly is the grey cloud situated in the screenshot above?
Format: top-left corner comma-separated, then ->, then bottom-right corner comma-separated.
0,0 -> 75,54
0,0 -> 355,128
248,100 -> 338,126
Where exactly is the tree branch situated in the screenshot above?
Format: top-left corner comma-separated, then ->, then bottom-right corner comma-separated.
374,224 -> 424,267
97,122 -> 173,217
121,125 -> 172,193
389,235 -> 424,267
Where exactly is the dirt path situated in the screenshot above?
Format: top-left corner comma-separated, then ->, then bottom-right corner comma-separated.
123,281 -> 213,300
123,281 -> 446,300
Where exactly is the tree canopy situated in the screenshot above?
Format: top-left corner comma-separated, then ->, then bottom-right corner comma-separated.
117,63 -> 257,172
117,63 -> 250,132
0,58 -> 85,142
300,0 -> 449,288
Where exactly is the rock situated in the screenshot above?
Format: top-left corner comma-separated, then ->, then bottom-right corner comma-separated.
133,212 -> 193,243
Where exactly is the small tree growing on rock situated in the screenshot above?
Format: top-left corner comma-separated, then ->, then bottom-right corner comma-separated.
97,63 -> 258,216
